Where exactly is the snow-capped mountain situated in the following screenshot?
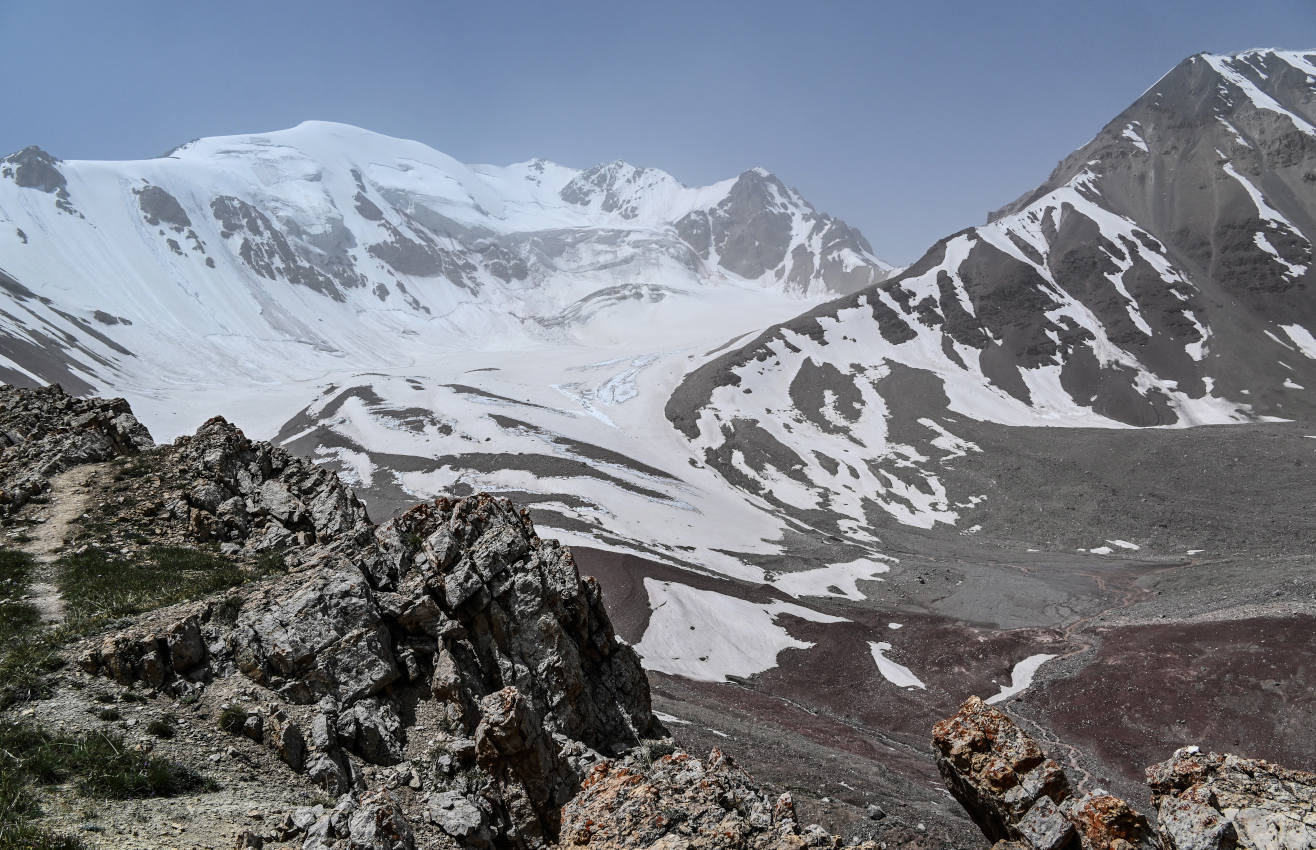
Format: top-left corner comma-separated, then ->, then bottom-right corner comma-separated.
0,121 -> 897,579
0,121 -> 891,402
668,48 -> 1316,537
3,49 -> 1315,587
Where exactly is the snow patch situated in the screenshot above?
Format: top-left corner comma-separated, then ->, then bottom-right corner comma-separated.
1120,123 -> 1149,152
985,654 -> 1057,705
772,557 -> 891,601
1281,324 -> 1316,360
868,641 -> 926,690
635,579 -> 845,683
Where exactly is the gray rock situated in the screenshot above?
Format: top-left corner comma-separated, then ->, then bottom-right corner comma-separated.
1148,747 -> 1316,850
0,385 -> 155,517
341,698 -> 404,765
428,790 -> 490,846
1157,797 -> 1237,850
1017,796 -> 1076,850
345,790 -> 413,850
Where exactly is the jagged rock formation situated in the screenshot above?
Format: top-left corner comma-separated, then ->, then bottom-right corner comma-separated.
76,466 -> 664,847
165,414 -> 375,559
0,383 -> 152,516
666,48 -> 1316,538
561,748 -> 853,850
934,696 -> 1316,850
6,399 -> 379,565
1147,748 -> 1316,850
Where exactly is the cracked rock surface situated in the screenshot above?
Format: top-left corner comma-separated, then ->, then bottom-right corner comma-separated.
934,696 -> 1316,850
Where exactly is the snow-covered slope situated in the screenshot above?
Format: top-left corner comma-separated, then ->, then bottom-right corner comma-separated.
0,121 -> 892,409
3,51 -> 1315,693
668,48 -> 1316,539
0,120 -> 897,579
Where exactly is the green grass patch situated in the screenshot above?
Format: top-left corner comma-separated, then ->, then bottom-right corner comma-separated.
57,547 -> 249,633
0,635 -> 63,711
0,722 -> 213,800
0,550 -> 62,711
0,821 -> 87,850
0,721 -> 212,848
145,717 -> 174,740
0,551 -> 39,646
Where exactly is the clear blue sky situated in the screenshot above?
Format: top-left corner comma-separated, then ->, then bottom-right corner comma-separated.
1,1 -> 1312,264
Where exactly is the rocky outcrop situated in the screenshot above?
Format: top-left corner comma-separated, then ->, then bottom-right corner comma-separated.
560,748 -> 854,850
934,696 -> 1158,850
931,696 -> 1075,847
0,383 -> 153,515
78,484 -> 663,849
41,409 -> 378,563
165,415 -> 375,559
1147,747 -> 1316,850
295,789 -> 417,850
934,698 -> 1316,850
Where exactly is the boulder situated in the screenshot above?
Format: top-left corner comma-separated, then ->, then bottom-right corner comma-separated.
560,748 -> 847,849
1147,747 -> 1316,850
931,696 -> 1072,845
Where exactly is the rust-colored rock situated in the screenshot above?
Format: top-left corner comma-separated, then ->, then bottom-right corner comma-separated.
1067,793 -> 1158,850
560,749 -> 861,850
932,696 -> 1072,846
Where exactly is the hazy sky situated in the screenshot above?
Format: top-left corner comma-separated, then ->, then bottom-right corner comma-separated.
1,1 -> 1312,264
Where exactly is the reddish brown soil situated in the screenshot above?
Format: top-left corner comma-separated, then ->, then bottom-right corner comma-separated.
1031,615 -> 1316,783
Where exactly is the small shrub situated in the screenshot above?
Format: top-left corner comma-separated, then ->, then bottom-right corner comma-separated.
0,822 -> 88,850
93,694 -> 116,704
0,633 -> 64,710
94,708 -> 121,722
217,707 -> 249,736
0,551 -> 39,645
252,550 -> 286,578
145,717 -> 174,739
111,456 -> 155,482
118,692 -> 147,704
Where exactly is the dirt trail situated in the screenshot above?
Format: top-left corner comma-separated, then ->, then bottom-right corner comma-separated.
21,462 -> 109,624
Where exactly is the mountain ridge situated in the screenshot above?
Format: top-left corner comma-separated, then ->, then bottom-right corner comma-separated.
666,46 -> 1316,543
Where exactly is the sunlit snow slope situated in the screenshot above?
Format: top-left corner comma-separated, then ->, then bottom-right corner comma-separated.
0,120 -> 896,579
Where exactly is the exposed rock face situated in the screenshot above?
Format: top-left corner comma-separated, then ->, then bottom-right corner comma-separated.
560,748 -> 850,850
39,409 -> 378,562
935,698 -> 1316,850
1,145 -> 77,213
0,383 -> 153,515
932,696 -> 1076,848
664,48 -> 1316,541
369,495 -> 659,754
1147,747 -> 1316,850
298,789 -> 417,850
167,415 -> 376,558
77,480 -> 663,847
933,696 -> 1158,850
